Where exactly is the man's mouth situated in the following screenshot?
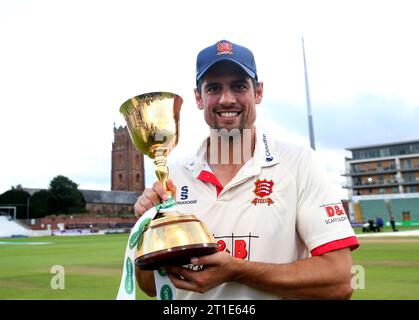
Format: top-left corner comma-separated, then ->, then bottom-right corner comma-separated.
216,111 -> 242,118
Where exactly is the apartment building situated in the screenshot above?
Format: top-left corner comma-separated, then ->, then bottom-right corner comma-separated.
344,140 -> 419,224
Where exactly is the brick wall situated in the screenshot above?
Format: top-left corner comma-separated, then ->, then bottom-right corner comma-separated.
111,126 -> 145,193
30,215 -> 137,230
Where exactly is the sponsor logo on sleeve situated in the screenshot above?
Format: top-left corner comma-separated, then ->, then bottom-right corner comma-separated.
321,203 -> 348,224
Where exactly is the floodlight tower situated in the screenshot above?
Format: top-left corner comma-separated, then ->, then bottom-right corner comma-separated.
302,36 -> 316,150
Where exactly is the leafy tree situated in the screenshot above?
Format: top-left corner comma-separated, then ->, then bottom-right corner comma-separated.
0,188 -> 30,219
48,175 -> 86,214
30,189 -> 51,218
1,177 -> 87,219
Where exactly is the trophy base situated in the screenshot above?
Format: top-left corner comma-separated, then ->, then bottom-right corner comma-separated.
135,243 -> 218,270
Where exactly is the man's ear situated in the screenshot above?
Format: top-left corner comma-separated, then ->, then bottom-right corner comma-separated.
255,81 -> 263,104
194,88 -> 204,110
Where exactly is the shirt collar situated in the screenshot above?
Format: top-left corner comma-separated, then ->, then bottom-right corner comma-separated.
183,128 -> 279,175
253,129 -> 280,167
184,138 -> 208,178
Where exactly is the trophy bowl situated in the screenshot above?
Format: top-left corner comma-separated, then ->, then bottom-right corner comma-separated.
136,214 -> 218,270
120,92 -> 218,270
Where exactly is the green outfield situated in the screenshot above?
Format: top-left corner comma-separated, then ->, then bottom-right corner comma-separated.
1,233 -> 419,300
351,236 -> 419,300
0,234 -> 151,300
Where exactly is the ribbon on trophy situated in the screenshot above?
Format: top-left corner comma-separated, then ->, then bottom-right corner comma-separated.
116,197 -> 177,300
117,92 -> 217,300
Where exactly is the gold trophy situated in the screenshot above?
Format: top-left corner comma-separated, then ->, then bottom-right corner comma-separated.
120,92 -> 218,270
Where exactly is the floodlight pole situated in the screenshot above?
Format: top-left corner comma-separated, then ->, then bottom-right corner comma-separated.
302,36 -> 316,150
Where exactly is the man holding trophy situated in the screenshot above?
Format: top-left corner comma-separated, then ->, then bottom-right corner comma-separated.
129,40 -> 359,300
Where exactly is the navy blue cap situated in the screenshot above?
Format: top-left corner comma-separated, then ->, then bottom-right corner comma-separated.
196,40 -> 258,84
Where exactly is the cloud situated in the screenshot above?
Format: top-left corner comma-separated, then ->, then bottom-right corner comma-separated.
262,94 -> 419,151
317,94 -> 419,149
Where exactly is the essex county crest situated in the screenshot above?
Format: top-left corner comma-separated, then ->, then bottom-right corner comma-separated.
251,179 -> 274,205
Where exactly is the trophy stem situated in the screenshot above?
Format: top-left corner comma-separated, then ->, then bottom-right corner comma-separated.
154,149 -> 171,197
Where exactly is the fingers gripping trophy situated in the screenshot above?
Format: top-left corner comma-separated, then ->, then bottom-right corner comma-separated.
119,92 -> 218,271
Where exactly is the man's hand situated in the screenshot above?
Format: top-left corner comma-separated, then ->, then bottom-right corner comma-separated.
134,179 -> 177,218
165,252 -> 236,294
165,248 -> 354,299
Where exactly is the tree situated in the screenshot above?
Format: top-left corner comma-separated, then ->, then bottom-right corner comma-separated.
1,177 -> 86,219
48,175 -> 86,214
0,188 -> 30,219
30,190 -> 51,218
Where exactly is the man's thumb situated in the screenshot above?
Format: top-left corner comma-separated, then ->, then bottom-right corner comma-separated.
166,179 -> 177,198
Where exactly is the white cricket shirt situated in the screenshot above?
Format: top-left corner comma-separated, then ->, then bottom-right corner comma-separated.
169,129 -> 358,300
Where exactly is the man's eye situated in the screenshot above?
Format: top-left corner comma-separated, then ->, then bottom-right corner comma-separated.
206,86 -> 219,93
233,84 -> 247,91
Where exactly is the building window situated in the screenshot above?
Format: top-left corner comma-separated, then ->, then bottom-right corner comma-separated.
136,174 -> 140,183
405,173 -> 415,183
406,186 -> 416,193
379,148 -> 390,157
118,174 -> 123,183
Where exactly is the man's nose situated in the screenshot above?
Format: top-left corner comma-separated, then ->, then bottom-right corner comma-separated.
219,88 -> 236,106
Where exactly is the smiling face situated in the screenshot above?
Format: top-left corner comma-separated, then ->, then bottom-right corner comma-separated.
195,61 -> 263,133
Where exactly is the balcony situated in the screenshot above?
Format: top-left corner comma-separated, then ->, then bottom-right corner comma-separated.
400,165 -> 419,172
342,167 -> 397,176
345,180 -> 399,189
400,178 -> 419,185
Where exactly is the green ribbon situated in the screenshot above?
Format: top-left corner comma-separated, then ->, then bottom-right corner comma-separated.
129,217 -> 152,249
160,284 -> 173,300
124,257 -> 134,294
156,196 -> 176,211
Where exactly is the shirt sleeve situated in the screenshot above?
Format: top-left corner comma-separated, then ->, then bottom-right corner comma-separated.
296,148 -> 359,255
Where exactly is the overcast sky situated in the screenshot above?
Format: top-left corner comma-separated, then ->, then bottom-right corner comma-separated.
1,0 -> 418,198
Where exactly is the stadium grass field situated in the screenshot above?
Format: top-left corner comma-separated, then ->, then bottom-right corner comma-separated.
1,232 -> 419,300
0,234 -> 150,300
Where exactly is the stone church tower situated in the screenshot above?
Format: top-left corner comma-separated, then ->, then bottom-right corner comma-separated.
111,125 -> 145,193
